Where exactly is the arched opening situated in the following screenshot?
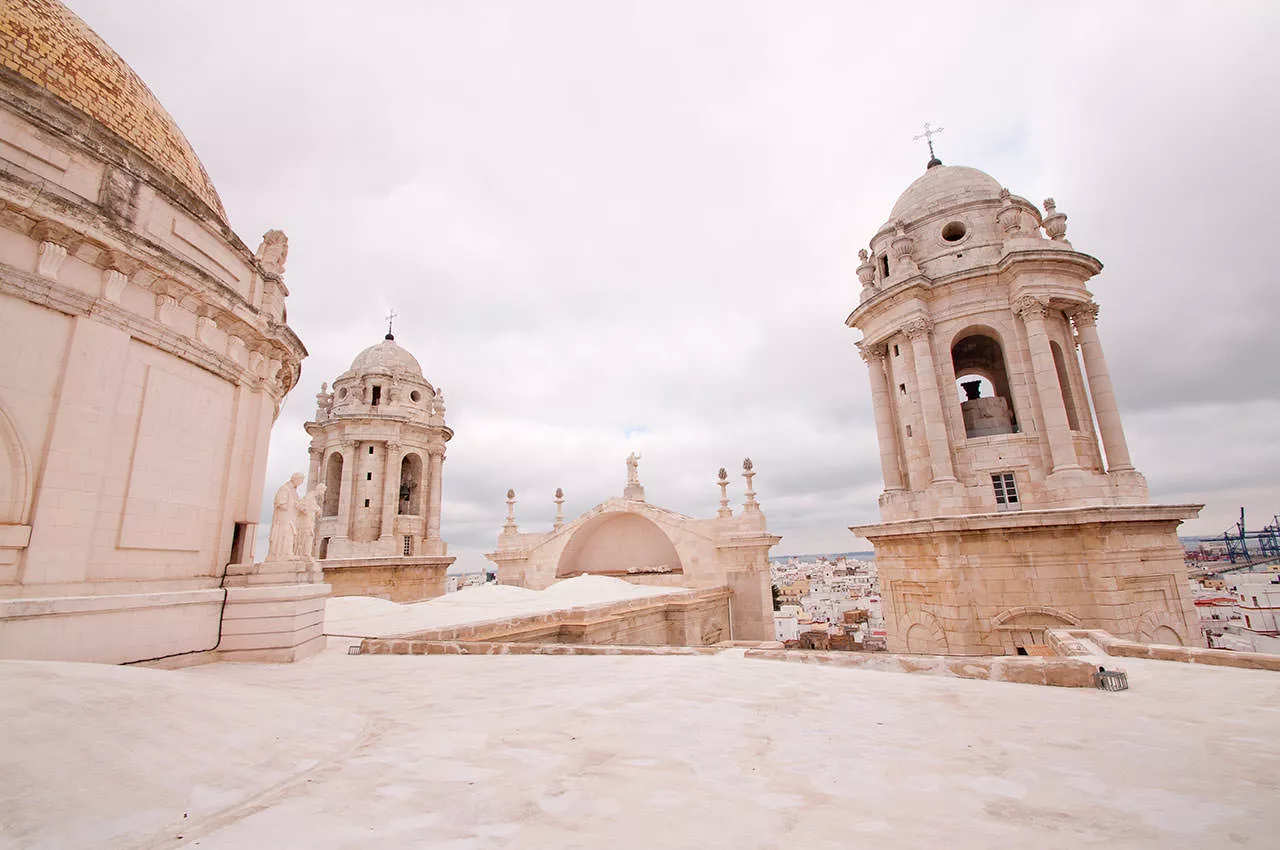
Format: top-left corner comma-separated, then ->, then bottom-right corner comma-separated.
992,607 -> 1081,654
398,453 -> 423,516
1050,341 -> 1081,431
556,512 -> 683,578
952,331 -> 1018,438
1150,625 -> 1184,646
323,453 -> 343,516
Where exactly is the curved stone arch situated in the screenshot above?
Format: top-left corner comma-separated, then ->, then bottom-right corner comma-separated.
901,611 -> 948,655
0,403 -> 32,524
1136,610 -> 1187,646
556,510 -> 684,579
991,605 -> 1083,628
949,323 -> 1019,433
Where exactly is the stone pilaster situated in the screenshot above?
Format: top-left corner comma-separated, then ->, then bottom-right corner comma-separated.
337,440 -> 358,540
380,441 -> 401,544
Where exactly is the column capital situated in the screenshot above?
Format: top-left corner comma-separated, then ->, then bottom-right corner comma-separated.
857,341 -> 889,363
902,318 -> 933,340
1066,301 -> 1100,327
1013,294 -> 1049,320
386,441 -> 401,454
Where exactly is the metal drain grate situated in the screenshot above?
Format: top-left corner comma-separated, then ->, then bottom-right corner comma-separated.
1093,666 -> 1128,691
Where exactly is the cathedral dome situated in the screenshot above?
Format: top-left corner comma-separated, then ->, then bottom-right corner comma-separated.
0,0 -> 227,221
889,164 -> 1003,223
346,337 -> 423,378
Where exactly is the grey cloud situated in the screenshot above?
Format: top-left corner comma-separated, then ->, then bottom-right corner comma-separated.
70,0 -> 1280,571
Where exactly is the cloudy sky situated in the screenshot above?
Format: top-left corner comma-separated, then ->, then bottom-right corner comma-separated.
71,1 -> 1280,571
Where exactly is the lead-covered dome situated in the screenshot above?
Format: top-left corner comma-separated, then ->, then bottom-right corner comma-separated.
345,336 -> 423,378
0,0 -> 227,221
889,164 -> 1003,223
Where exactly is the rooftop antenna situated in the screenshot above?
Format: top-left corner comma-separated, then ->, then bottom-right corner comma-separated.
914,122 -> 944,169
384,308 -> 398,340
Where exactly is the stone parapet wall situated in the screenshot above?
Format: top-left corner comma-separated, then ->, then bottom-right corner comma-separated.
322,556 -> 452,603
744,647 -> 1099,688
359,639 -> 722,657
1047,628 -> 1280,672
354,587 -> 733,648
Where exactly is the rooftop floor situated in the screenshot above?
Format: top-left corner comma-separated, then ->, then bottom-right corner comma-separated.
3,647 -> 1278,848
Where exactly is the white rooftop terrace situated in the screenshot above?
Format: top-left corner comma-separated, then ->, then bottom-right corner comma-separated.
2,647 -> 1278,848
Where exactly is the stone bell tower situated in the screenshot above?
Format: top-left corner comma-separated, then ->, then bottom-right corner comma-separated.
303,329 -> 454,601
846,155 -> 1201,655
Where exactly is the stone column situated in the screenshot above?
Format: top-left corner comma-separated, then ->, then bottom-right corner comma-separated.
380,441 -> 401,544
1015,296 -> 1080,472
426,449 -> 444,540
306,446 -> 322,491
341,440 -> 360,539
1069,303 -> 1133,471
903,319 -> 956,483
859,342 -> 904,490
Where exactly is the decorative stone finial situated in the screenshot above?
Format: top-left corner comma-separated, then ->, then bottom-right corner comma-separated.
856,249 -> 877,302
553,487 -> 565,531
742,458 -> 760,512
1041,197 -> 1069,241
996,188 -> 1023,239
255,229 -> 288,276
717,467 -> 732,518
889,220 -> 919,277
503,489 -> 518,533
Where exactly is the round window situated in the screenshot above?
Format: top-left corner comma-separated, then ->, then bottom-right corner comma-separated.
410,390 -> 422,403
337,387 -> 348,399
941,221 -> 967,242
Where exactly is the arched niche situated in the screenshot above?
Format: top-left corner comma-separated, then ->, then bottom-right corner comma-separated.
322,452 -> 343,516
901,612 -> 948,654
0,404 -> 31,524
398,453 -> 423,515
951,328 -> 1018,438
556,512 -> 683,578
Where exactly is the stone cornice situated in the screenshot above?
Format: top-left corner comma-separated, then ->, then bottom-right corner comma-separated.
0,260 -> 283,394
0,170 -> 261,326
0,179 -> 305,393
847,246 -> 1102,330
304,416 -> 453,444
851,503 -> 1204,539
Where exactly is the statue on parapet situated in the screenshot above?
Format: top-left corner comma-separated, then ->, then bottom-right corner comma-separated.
626,451 -> 642,485
255,229 -> 289,276
295,483 -> 326,559
266,472 -> 305,560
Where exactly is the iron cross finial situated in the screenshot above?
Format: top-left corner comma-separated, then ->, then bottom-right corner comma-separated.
913,122 -> 944,163
385,308 -> 398,337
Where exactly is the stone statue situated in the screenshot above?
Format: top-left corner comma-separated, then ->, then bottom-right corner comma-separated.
295,484 -> 326,559
255,229 -> 289,276
626,452 -> 642,485
266,472 -> 305,560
